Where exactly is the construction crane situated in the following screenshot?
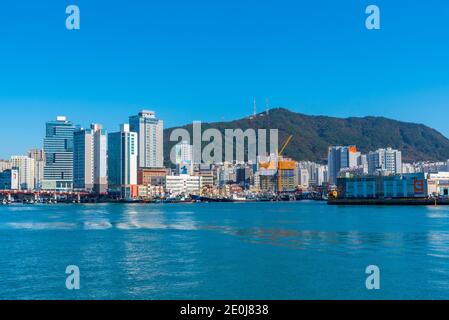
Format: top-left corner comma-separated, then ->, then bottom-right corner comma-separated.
277,135 -> 294,193
278,135 -> 293,156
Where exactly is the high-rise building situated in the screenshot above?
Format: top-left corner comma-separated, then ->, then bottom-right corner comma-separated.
129,110 -> 164,168
175,141 -> 193,175
327,146 -> 359,185
42,116 -> 76,191
73,124 -> 108,193
11,156 -> 35,190
278,157 -> 297,192
0,159 -> 11,173
107,124 -> 138,198
367,148 -> 402,175
28,149 -> 45,190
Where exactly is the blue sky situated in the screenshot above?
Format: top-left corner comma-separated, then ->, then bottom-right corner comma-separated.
0,0 -> 448,158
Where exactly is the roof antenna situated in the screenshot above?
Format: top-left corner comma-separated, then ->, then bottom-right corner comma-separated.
253,97 -> 257,117
266,97 -> 269,115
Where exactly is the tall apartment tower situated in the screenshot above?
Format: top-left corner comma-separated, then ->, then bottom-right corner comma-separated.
107,124 -> 138,197
367,148 -> 402,175
28,149 -> 45,190
327,145 -> 359,185
129,110 -> 164,168
73,124 -> 108,193
175,141 -> 193,175
10,156 -> 35,190
42,116 -> 76,191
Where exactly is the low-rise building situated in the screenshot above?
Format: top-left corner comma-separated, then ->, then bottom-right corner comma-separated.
427,172 -> 449,197
165,174 -> 201,195
337,173 -> 427,199
0,169 -> 19,190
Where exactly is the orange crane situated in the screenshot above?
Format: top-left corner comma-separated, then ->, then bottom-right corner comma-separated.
278,135 -> 293,157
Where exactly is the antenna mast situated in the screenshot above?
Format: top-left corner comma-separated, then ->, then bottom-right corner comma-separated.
253,97 -> 257,117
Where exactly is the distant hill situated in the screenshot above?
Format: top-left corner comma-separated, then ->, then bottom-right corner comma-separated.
164,108 -> 449,164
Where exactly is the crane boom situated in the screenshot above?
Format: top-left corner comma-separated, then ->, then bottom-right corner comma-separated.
278,135 -> 293,156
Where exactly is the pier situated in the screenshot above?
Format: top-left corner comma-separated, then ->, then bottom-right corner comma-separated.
0,190 -> 98,204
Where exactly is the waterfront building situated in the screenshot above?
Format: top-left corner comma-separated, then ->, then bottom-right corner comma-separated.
175,141 -> 193,175
336,173 -> 427,199
297,161 -> 328,187
107,124 -> 138,198
137,184 -> 165,199
402,163 -> 416,174
367,148 -> 402,175
10,156 -> 35,190
257,154 -> 278,191
217,162 -> 237,186
0,159 -> 12,173
235,164 -> 253,189
165,174 -> 201,195
193,163 -> 215,190
278,157 -> 297,192
137,167 -> 167,186
129,110 -> 164,168
73,124 -> 108,193
427,172 -> 449,197
199,174 -> 214,190
42,116 -> 76,191
338,165 -> 368,178
28,149 -> 45,190
299,168 -> 309,189
0,169 -> 19,190
327,146 -> 359,185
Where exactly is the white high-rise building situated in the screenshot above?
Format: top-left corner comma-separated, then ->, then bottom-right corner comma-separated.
129,110 -> 164,168
108,124 -> 138,197
299,168 -> 309,189
28,149 -> 45,190
10,156 -> 35,190
175,141 -> 193,175
367,147 -> 402,175
73,124 -> 108,193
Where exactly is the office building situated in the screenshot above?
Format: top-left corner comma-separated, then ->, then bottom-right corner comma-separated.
73,124 -> 108,193
10,156 -> 35,190
108,124 -> 138,198
0,168 -> 19,190
28,149 -> 45,190
327,146 -> 359,185
129,110 -> 164,168
42,116 -> 76,191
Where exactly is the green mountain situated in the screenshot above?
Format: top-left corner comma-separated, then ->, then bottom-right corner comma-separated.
164,108 -> 449,163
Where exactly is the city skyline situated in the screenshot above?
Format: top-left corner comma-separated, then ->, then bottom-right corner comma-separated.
1,0 -> 449,158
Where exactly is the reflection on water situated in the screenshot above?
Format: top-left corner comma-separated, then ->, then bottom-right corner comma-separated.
2,202 -> 449,299
7,222 -> 77,230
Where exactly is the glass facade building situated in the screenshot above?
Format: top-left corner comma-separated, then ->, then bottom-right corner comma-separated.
129,110 -> 164,168
42,116 -> 76,191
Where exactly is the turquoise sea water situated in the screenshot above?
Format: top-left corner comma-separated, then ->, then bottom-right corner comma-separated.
1,201 -> 449,300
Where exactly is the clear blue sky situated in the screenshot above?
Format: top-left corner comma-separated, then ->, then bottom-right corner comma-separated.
0,0 -> 448,158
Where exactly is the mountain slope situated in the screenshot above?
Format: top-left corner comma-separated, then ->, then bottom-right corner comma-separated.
164,108 -> 449,163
